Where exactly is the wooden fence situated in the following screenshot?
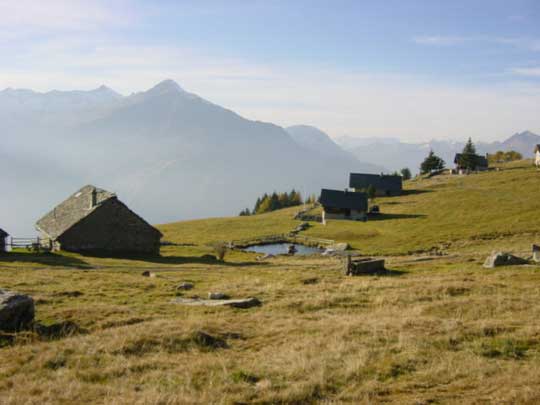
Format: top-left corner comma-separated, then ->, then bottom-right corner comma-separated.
6,237 -> 53,252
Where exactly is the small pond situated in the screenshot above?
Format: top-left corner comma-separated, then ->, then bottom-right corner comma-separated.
243,243 -> 322,256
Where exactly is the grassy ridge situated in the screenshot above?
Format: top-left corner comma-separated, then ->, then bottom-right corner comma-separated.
159,161 -> 540,255
306,161 -> 540,254
159,206 -> 301,245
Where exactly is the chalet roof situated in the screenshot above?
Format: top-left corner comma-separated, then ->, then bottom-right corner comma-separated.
0,228 -> 8,237
453,153 -> 489,167
320,189 -> 368,211
535,144 -> 540,153
36,185 -> 118,240
349,173 -> 402,191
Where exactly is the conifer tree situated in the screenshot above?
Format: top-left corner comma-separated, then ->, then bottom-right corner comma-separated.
256,196 -> 272,214
420,150 -> 445,174
458,138 -> 478,170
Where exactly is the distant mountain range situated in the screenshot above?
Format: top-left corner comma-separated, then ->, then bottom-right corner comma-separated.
335,131 -> 540,173
1,80 -> 380,235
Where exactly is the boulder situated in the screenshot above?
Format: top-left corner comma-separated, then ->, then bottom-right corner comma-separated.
331,243 -> 349,252
483,252 -> 528,268
208,292 -> 230,300
257,253 -> 275,261
0,289 -> 35,332
173,297 -> 261,309
177,282 -> 194,291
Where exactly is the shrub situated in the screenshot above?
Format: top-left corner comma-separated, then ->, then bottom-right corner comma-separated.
400,167 -> 412,180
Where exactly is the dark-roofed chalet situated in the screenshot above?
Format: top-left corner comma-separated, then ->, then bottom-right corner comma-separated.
535,145 -> 540,167
0,228 -> 8,252
453,153 -> 489,173
36,185 -> 162,255
320,189 -> 368,224
349,173 -> 402,196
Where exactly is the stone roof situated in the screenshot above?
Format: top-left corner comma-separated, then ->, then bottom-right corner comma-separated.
349,173 -> 402,191
36,185 -> 117,240
454,153 -> 489,168
0,228 -> 8,237
320,189 -> 368,211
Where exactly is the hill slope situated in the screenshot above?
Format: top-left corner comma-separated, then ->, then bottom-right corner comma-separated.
3,162 -> 540,404
160,160 -> 540,255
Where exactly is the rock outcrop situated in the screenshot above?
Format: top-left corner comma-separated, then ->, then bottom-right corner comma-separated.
483,252 -> 528,268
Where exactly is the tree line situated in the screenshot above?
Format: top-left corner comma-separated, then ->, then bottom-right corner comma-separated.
239,190 -> 317,216
419,138 -> 523,174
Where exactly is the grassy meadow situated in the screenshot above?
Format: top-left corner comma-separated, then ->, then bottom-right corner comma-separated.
1,160 -> 540,404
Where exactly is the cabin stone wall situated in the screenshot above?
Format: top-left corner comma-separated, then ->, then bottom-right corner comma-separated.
322,209 -> 366,224
57,199 -> 161,255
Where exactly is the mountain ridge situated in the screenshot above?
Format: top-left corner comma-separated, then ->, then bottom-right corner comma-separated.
1,80 -> 381,235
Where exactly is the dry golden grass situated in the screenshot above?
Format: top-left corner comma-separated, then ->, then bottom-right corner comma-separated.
1,249 -> 540,404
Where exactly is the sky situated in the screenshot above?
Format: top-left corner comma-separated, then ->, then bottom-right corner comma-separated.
0,0 -> 539,142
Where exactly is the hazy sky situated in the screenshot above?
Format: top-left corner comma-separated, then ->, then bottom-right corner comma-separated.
0,0 -> 539,142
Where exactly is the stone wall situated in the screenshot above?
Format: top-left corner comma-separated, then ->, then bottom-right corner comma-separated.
322,209 -> 366,224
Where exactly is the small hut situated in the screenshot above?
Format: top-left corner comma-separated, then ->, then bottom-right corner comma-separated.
453,153 -> 489,173
0,228 -> 8,252
534,145 -> 540,168
349,173 -> 402,196
319,189 -> 368,224
36,185 -> 162,255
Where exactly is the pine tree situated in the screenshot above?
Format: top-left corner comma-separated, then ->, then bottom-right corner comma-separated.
458,138 -> 478,170
420,150 -> 445,174
269,192 -> 280,211
400,167 -> 412,180
278,192 -> 289,208
289,189 -> 303,206
256,196 -> 272,214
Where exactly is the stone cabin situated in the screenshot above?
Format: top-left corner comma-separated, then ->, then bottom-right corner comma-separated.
319,189 -> 368,224
349,173 -> 402,196
36,185 -> 162,255
535,145 -> 540,168
453,153 -> 489,173
0,228 -> 8,252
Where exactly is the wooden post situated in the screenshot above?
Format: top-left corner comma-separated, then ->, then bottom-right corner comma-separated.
533,244 -> 540,263
344,255 -> 351,275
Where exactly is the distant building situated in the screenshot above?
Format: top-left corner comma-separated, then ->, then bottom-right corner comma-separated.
453,153 -> 489,173
535,145 -> 540,168
36,185 -> 162,255
319,189 -> 368,224
349,173 -> 402,196
0,228 -> 8,252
